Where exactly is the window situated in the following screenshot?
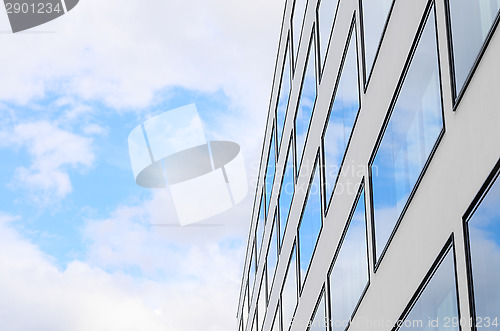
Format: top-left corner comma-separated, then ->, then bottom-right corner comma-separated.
257,273 -> 267,331
298,154 -> 322,289
271,304 -> 280,331
249,240 -> 257,295
243,285 -> 249,331
281,242 -> 298,331
396,241 -> 460,330
257,195 -> 265,262
292,0 -> 307,65
279,139 -> 295,247
265,127 -> 277,217
267,212 -> 279,294
446,0 -> 500,101
465,161 -> 500,329
370,4 -> 443,264
323,20 -> 360,209
309,288 -> 328,330
360,0 -> 393,85
328,185 -> 369,330
317,0 -> 340,75
277,36 -> 292,149
295,30 -> 318,175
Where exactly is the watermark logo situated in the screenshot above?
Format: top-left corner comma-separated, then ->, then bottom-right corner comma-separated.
4,0 -> 79,33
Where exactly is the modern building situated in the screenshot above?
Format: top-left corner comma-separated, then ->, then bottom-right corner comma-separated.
237,0 -> 500,330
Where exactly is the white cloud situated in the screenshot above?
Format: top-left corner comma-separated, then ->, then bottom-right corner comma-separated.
0,121 -> 95,203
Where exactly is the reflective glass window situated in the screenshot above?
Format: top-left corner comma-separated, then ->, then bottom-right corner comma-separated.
271,304 -> 280,331
397,246 -> 459,330
282,243 -> 298,331
277,38 -> 292,149
298,157 -> 322,288
370,6 -> 443,262
447,0 -> 500,99
328,187 -> 369,330
279,141 -> 295,247
466,168 -> 500,327
318,0 -> 339,73
309,289 -> 328,330
257,195 -> 265,261
265,127 -> 276,217
243,286 -> 249,331
295,33 -> 317,174
267,213 -> 279,293
257,274 -> 267,331
361,0 -> 392,83
249,240 -> 257,295
292,0 -> 307,64
323,24 -> 360,207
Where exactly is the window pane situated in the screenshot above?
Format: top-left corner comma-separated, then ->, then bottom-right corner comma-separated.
257,275 -> 267,331
361,0 -> 392,81
323,26 -> 360,205
292,0 -> 307,62
279,143 -> 295,247
278,39 -> 292,149
467,171 -> 500,326
271,304 -> 280,331
282,244 -> 298,331
249,241 -> 256,295
298,159 -> 322,287
448,0 -> 500,97
309,290 -> 327,330
267,214 -> 279,293
397,247 -> 459,330
266,128 -> 276,216
318,0 -> 339,71
257,196 -> 265,261
295,34 -> 317,173
371,7 -> 443,261
243,286 -> 249,331
329,188 -> 368,330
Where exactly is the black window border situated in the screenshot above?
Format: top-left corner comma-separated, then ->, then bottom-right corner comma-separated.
316,0 -> 341,83
368,0 -> 446,272
264,123 -> 278,220
358,0 -> 396,92
444,0 -> 500,110
265,208 -> 280,303
326,179 -> 371,331
276,32 -> 293,154
256,262 -> 268,331
279,240 -> 300,331
320,13 -> 362,216
391,235 -> 462,331
294,24 -> 319,181
277,134 -> 296,252
296,150 -> 324,295
307,284 -> 327,331
291,0 -> 311,74
462,157 -> 500,331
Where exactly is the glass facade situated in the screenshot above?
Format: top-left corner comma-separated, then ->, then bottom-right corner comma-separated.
267,213 -> 279,293
309,289 -> 327,330
249,240 -> 256,296
265,127 -> 276,217
243,285 -> 249,330
328,187 -> 369,330
370,6 -> 443,262
257,195 -> 265,261
323,23 -> 360,208
447,0 -> 500,99
295,32 -> 317,174
282,243 -> 298,331
298,157 -> 322,288
292,0 -> 307,64
397,245 -> 459,330
361,0 -> 392,83
466,168 -> 500,328
257,275 -> 267,331
318,0 -> 339,74
279,141 -> 295,247
277,39 -> 292,149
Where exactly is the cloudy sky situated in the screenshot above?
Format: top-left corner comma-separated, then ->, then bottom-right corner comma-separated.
0,1 -> 283,330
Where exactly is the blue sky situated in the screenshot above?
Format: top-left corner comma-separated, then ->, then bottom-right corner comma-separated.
0,1 -> 282,330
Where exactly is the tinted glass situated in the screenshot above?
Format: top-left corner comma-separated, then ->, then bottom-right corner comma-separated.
279,143 -> 295,247
323,26 -> 360,206
243,286 -> 249,331
266,128 -> 276,216
277,40 -> 292,149
282,244 -> 298,331
249,241 -> 256,295
292,0 -> 307,63
361,0 -> 392,82
295,34 -> 317,174
309,290 -> 327,330
298,159 -> 322,288
467,171 -> 500,327
371,7 -> 443,261
318,0 -> 339,72
257,196 -> 265,261
448,0 -> 500,98
257,275 -> 267,331
329,188 -> 368,330
397,247 -> 459,330
267,214 -> 279,292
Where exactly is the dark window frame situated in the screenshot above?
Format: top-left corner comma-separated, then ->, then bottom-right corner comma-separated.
316,0 -> 341,83
277,134 -> 296,252
462,157 -> 500,331
443,0 -> 500,109
265,208 -> 280,302
265,123 -> 278,219
276,32 -> 293,153
291,0 -> 311,74
279,240 -> 300,331
307,284 -> 328,331
320,13 -> 362,216
368,0 -> 446,271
